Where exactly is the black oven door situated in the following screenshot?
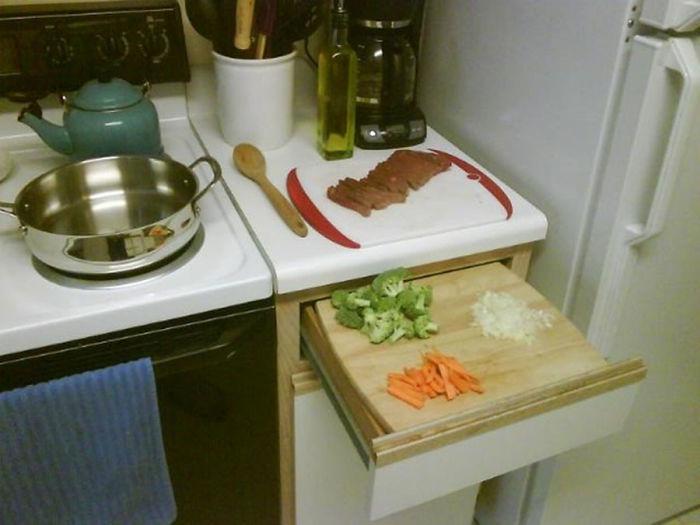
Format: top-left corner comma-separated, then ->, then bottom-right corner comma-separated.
0,299 -> 279,525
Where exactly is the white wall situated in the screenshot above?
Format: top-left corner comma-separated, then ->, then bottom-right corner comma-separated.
417,0 -> 629,314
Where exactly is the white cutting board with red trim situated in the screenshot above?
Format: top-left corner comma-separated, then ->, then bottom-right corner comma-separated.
288,149 -> 512,248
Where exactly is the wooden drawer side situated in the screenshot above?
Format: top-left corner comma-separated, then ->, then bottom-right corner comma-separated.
300,306 -> 385,464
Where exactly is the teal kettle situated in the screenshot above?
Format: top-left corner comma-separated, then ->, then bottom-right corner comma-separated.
18,77 -> 163,160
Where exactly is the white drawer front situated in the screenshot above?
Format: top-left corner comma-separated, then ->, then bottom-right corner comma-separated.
368,382 -> 639,519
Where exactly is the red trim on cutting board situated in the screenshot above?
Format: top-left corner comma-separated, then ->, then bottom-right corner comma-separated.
286,168 -> 361,249
429,149 -> 514,219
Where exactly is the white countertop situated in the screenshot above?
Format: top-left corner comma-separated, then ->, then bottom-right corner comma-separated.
188,64 -> 548,294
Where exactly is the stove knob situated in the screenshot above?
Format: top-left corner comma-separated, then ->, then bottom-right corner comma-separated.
96,33 -> 130,63
45,36 -> 74,68
137,27 -> 170,63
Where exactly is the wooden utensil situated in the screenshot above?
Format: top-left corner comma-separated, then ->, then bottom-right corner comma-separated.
235,0 -> 256,51
255,0 -> 277,59
233,143 -> 308,237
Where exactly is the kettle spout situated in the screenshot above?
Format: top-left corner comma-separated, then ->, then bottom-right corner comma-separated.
18,103 -> 73,156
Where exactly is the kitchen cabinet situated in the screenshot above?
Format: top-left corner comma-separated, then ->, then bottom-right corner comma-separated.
185,64 -> 550,525
296,261 -> 645,520
275,244 -> 536,523
294,387 -> 479,525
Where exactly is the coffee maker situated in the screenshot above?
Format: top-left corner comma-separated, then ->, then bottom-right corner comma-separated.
347,0 -> 426,149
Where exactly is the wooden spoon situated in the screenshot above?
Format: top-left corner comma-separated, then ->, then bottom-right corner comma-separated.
233,143 -> 308,237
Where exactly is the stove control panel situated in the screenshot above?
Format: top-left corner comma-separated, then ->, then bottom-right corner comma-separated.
0,0 -> 189,101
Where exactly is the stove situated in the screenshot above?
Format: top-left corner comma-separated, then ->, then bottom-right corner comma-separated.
0,4 -> 280,524
0,98 -> 272,355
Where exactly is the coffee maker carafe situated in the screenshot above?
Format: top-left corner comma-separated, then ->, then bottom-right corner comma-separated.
348,0 -> 426,149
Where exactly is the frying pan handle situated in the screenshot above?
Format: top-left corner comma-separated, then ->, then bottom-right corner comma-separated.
189,156 -> 223,206
0,201 -> 16,218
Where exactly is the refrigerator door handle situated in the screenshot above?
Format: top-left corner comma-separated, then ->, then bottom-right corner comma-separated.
625,37 -> 700,246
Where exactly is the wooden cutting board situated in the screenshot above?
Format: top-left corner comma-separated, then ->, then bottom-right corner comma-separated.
314,263 -> 608,433
289,149 -> 511,248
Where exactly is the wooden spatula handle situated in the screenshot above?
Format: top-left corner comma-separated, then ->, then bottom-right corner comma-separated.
235,0 -> 256,50
260,179 -> 309,237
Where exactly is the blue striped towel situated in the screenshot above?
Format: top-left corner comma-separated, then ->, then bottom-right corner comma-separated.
0,358 -> 176,525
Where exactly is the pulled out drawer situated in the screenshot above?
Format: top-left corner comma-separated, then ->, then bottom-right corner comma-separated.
300,263 -> 646,520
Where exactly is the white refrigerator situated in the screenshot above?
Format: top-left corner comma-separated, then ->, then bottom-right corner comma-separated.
418,1 -> 700,524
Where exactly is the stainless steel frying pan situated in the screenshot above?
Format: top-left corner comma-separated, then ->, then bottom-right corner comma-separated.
0,155 -> 221,275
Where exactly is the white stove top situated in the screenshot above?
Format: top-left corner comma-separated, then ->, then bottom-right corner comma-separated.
0,112 -> 272,355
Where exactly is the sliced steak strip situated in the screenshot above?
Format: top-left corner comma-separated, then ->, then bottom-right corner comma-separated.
386,150 -> 452,189
325,150 -> 452,217
340,178 -> 403,210
361,179 -> 407,204
327,184 -> 372,217
366,162 -> 411,195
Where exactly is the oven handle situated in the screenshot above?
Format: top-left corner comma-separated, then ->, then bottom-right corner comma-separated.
153,341 -> 237,366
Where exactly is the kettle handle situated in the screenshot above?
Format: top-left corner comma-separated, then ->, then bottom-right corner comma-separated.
0,202 -> 17,218
17,101 -> 42,121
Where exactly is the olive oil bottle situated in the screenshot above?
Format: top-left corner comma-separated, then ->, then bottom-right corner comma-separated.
317,0 -> 358,160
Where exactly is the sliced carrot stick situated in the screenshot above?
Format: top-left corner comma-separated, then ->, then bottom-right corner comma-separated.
388,385 -> 425,409
387,349 -> 484,408
387,385 -> 425,408
469,383 -> 485,394
442,355 -> 480,383
388,373 -> 418,388
429,378 -> 446,394
388,381 -> 422,399
421,383 -> 437,398
437,362 -> 458,400
422,362 -> 438,383
388,376 -> 423,394
448,369 -> 472,394
405,368 -> 425,386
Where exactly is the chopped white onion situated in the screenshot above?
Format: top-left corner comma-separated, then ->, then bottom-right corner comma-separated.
471,291 -> 553,345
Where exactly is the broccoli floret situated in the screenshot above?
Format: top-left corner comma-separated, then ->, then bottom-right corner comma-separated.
371,267 -> 409,298
361,307 -> 377,326
398,284 -> 432,319
331,287 -> 373,311
414,315 -> 439,339
388,314 -> 416,343
362,310 -> 399,344
396,286 -> 415,308
404,294 -> 427,319
335,307 -> 364,329
400,315 -> 416,339
419,285 -> 433,307
355,285 -> 373,298
365,319 -> 394,344
343,290 -> 371,310
332,273 -> 431,344
373,295 -> 398,312
331,289 -> 349,309
357,286 -> 380,307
